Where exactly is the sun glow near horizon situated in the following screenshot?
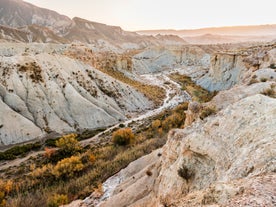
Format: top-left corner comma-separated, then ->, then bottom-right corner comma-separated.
24,0 -> 276,31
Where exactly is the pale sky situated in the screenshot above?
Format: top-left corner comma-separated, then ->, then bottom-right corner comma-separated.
24,0 -> 276,31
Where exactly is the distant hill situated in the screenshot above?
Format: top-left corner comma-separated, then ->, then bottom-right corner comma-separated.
0,0 -> 187,46
137,24 -> 276,36
137,25 -> 276,44
0,0 -> 72,35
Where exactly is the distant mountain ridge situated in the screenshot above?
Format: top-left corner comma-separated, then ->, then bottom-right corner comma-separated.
137,24 -> 276,36
0,0 -> 72,35
0,0 -> 187,46
137,24 -> 276,44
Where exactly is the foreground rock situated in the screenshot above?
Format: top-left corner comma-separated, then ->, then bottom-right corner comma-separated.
93,93 -> 276,207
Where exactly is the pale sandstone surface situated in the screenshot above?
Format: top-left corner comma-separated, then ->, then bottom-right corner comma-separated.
94,94 -> 276,207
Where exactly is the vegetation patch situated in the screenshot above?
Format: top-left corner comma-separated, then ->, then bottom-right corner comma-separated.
261,85 -> 276,98
260,77 -> 268,82
17,62 -> 43,83
169,73 -> 217,103
0,142 -> 41,161
0,101 -> 190,206
248,75 -> 259,85
112,128 -> 135,146
200,106 -> 217,120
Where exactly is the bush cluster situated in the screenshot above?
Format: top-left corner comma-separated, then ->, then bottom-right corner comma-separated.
112,128 -> 135,146
0,179 -> 13,206
55,133 -> 82,156
200,106 -> 217,120
0,142 -> 41,161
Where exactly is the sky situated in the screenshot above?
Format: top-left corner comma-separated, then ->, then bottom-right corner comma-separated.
24,0 -> 276,31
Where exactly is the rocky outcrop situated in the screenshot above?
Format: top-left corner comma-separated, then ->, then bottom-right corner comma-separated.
196,43 -> 276,91
132,43 -> 276,92
132,46 -> 210,74
196,53 -> 247,91
95,93 -> 276,207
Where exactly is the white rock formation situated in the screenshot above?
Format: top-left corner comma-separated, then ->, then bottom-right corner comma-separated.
0,44 -> 153,146
95,93 -> 276,207
132,46 -> 210,75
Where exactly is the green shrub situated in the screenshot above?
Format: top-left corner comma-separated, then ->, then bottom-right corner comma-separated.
45,138 -> 59,147
77,128 -> 106,141
260,77 -> 268,82
0,142 -> 41,161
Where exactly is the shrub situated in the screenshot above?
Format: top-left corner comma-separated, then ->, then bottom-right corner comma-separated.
177,165 -> 194,181
0,179 -> 13,206
151,119 -> 161,130
80,151 -> 96,164
248,77 -> 259,85
173,102 -> 189,114
47,194 -> 68,207
55,134 -> 82,156
77,128 -> 106,141
269,63 -> 276,69
119,123 -> 125,128
0,142 -> 41,161
162,113 -> 184,132
200,106 -> 217,120
146,170 -> 153,176
112,128 -> 135,146
51,156 -> 84,178
261,86 -> 276,98
260,77 -> 268,82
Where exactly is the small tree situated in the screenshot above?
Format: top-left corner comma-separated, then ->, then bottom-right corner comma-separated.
55,133 -> 82,156
112,128 -> 135,146
51,156 -> 84,178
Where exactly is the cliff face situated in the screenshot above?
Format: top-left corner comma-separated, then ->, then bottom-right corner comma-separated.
132,46 -> 210,74
196,53 -> 247,91
196,43 -> 276,91
95,86 -> 276,207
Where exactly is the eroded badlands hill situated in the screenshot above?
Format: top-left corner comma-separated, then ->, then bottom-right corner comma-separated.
63,41 -> 276,207
1,41 -> 275,147
0,43 -> 156,146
